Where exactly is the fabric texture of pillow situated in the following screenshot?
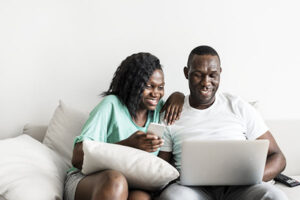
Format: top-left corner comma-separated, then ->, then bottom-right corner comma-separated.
23,123 -> 48,142
0,135 -> 68,200
82,140 -> 180,191
43,100 -> 89,167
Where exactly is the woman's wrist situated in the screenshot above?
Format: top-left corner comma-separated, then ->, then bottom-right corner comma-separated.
117,138 -> 133,148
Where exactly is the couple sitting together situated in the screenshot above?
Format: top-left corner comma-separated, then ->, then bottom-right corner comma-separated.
64,45 -> 288,200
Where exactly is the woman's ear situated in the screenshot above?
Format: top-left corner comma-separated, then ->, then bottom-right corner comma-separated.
183,66 -> 189,79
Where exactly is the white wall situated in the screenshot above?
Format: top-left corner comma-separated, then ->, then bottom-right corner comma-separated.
1,0 -> 300,139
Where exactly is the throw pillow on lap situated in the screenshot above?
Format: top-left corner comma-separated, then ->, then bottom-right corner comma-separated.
81,140 -> 179,191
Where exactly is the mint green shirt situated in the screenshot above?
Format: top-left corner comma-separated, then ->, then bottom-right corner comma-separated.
74,95 -> 164,151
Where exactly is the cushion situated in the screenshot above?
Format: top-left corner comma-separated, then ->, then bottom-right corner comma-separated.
43,100 -> 89,167
82,140 -> 180,191
23,123 -> 48,142
275,175 -> 300,200
0,135 -> 68,200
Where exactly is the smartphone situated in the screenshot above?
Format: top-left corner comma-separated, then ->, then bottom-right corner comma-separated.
147,123 -> 165,138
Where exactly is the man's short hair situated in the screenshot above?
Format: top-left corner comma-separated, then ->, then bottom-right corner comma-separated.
187,45 -> 220,66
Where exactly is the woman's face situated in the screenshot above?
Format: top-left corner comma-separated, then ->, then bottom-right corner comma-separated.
140,69 -> 165,111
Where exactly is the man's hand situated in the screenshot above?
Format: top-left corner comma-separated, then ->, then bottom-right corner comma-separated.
161,92 -> 185,125
118,131 -> 164,152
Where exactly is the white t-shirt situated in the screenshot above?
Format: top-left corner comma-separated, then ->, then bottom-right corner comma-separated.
160,92 -> 269,171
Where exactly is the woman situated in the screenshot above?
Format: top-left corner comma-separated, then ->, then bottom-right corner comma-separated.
64,52 -> 183,200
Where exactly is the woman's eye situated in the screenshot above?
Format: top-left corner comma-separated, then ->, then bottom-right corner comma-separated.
158,86 -> 164,90
145,85 -> 151,88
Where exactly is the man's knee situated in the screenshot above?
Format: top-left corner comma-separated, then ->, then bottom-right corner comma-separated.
249,183 -> 288,200
157,183 -> 210,200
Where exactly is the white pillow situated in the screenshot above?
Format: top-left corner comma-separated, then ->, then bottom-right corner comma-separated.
82,140 -> 179,191
43,100 -> 89,167
0,135 -> 68,200
23,123 -> 48,142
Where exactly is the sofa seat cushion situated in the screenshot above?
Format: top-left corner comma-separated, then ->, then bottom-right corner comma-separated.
275,175 -> 300,200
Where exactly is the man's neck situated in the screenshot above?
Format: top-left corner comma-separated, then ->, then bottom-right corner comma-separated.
189,96 -> 216,110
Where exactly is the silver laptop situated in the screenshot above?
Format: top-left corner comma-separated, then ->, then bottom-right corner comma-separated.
180,139 -> 269,186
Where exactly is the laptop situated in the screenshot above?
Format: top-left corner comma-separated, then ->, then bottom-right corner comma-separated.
180,139 -> 269,186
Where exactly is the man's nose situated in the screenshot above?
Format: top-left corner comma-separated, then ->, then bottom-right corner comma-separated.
200,75 -> 211,86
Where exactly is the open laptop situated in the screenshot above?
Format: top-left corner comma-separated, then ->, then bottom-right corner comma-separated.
180,139 -> 269,186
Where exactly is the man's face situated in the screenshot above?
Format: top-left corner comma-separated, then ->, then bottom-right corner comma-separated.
184,54 -> 221,109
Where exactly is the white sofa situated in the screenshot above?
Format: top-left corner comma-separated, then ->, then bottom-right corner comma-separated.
266,120 -> 300,199
0,101 -> 299,200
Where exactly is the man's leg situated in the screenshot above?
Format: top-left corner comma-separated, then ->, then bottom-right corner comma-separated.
156,183 -> 214,200
224,182 -> 288,200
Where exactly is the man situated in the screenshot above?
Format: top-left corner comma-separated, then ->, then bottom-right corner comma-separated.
157,46 -> 288,200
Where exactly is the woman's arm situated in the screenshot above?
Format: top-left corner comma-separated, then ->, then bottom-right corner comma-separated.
72,142 -> 84,169
117,131 -> 163,152
158,151 -> 172,163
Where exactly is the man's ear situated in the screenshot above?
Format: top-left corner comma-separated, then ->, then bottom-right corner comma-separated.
184,66 -> 189,79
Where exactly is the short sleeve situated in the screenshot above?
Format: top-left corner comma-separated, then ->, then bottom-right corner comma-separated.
239,100 -> 269,140
74,97 -> 113,145
159,124 -> 173,152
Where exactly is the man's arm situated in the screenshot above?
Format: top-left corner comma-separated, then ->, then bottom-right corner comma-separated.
257,131 -> 286,181
161,92 -> 185,125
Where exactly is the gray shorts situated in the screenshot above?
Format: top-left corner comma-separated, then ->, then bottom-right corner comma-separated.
64,170 -> 86,200
156,182 -> 288,200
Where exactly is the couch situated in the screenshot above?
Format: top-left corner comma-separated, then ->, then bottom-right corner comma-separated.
265,120 -> 300,199
0,101 -> 299,200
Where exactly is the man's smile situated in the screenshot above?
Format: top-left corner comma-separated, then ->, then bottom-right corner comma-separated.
198,87 -> 213,97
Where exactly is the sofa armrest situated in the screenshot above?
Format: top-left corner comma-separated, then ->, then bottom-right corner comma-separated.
23,124 -> 48,142
266,120 -> 300,176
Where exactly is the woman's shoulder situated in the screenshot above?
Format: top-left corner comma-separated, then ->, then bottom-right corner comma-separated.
100,94 -> 121,104
92,95 -> 124,113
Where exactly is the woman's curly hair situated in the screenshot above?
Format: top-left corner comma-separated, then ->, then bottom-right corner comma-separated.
102,52 -> 163,119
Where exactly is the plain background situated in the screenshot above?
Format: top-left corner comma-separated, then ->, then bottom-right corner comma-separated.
1,0 -> 300,139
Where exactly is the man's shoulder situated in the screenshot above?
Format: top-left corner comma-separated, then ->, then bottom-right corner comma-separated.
218,92 -> 246,105
218,92 -> 240,101
218,92 -> 259,118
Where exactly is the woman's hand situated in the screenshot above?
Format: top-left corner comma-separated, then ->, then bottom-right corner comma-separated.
161,92 -> 185,125
118,131 -> 164,152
